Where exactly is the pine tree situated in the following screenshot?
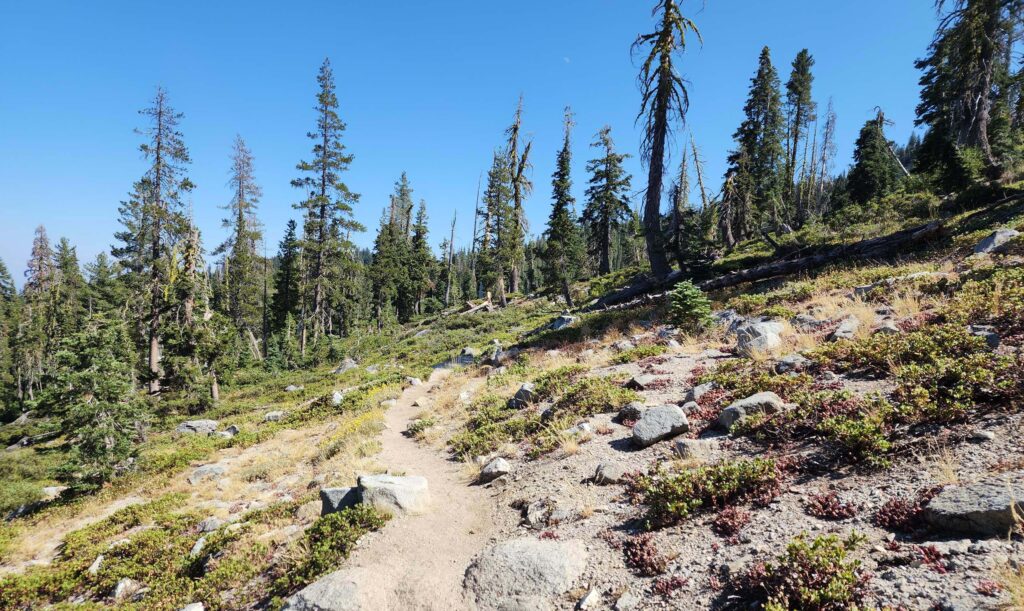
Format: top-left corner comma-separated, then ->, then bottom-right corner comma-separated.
217,135 -> 264,359
506,98 -> 533,294
17,225 -> 55,401
292,58 -> 362,350
723,46 -> 787,240
84,253 -> 124,318
479,150 -> 514,305
848,110 -> 904,205
50,237 -> 86,344
785,49 -> 816,222
369,209 -> 407,327
0,258 -> 17,414
582,127 -> 633,275
44,314 -> 145,491
541,108 -> 585,307
633,0 -> 702,279
407,201 -> 435,316
271,220 -> 301,333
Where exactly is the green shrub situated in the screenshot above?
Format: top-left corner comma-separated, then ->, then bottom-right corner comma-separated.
759,305 -> 796,320
668,281 -> 713,332
406,417 -> 435,437
613,344 -> 668,364
551,377 -> 639,419
532,365 -> 588,401
733,533 -> 870,611
944,266 -> 1024,339
729,293 -> 769,315
449,395 -> 542,458
819,405 -> 893,468
629,459 -> 783,528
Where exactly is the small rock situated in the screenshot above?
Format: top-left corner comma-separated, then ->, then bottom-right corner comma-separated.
188,464 -> 226,485
684,382 -> 717,403
872,320 -> 901,336
406,377 -> 423,387
969,324 -> 1000,349
774,353 -> 810,374
617,401 -> 644,423
357,474 -> 430,515
333,357 -> 358,374
614,588 -> 640,611
189,536 -> 206,558
674,438 -> 720,461
198,517 -> 224,532
577,589 -> 601,609
179,604 -> 205,611
666,339 -> 681,349
974,228 -> 1020,254
461,346 -> 482,358
829,316 -> 861,341
792,314 -> 825,331
523,497 -> 571,528
330,391 -> 345,406
550,315 -> 577,331
718,391 -> 786,430
88,554 -> 104,575
282,567 -> 374,610
480,458 -> 511,483
176,420 -> 218,435
284,384 -> 303,393
735,321 -> 783,356
593,462 -> 628,485
970,430 -> 996,442
380,399 -> 397,409
632,405 -> 689,448
224,424 -> 241,436
624,374 -> 657,391
320,487 -> 361,515
464,538 -> 588,611
113,577 -> 142,602
264,411 -> 286,423
509,383 -> 536,409
612,340 -> 636,352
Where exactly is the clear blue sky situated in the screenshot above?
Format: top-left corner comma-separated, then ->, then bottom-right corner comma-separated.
0,0 -> 938,284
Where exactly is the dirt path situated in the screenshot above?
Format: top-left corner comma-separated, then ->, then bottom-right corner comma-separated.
344,368 -> 496,610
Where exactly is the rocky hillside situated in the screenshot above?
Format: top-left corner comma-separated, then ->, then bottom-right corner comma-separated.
1,199 -> 1023,610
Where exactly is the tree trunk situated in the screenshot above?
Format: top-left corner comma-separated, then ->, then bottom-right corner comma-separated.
643,87 -> 672,279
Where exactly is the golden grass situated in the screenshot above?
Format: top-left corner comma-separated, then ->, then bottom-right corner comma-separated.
920,441 -> 960,486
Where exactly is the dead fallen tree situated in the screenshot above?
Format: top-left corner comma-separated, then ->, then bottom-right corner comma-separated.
588,220 -> 946,311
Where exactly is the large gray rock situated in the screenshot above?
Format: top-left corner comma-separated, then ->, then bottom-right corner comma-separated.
333,357 -> 358,374
176,420 -> 218,435
320,487 -> 361,515
717,391 -> 786,430
631,405 -> 689,448
974,228 -> 1020,254
684,382 -> 716,403
593,462 -> 628,485
480,457 -> 511,483
464,538 -> 588,611
774,353 -> 810,374
509,383 -> 536,409
282,567 -> 376,611
188,464 -> 226,485
550,315 -> 577,331
925,472 -> 1024,536
828,316 -> 861,342
357,474 -> 430,515
624,375 -> 657,391
674,438 -> 721,462
264,411 -> 287,423
735,321 -> 783,356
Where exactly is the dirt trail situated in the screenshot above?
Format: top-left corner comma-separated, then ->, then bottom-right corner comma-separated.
344,368 -> 495,610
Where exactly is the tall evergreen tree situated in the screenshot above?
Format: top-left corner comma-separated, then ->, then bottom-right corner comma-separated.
582,127 -> 633,275
848,109 -> 904,205
17,225 -> 55,400
722,47 -> 786,240
50,237 -> 86,344
84,253 -> 123,317
633,0 -> 702,279
785,49 -> 816,221
0,258 -> 17,414
217,135 -> 264,358
506,98 -> 533,294
369,210 -> 407,327
541,108 -> 585,307
407,200 -> 434,315
271,219 -> 301,333
479,150 -> 514,305
292,58 -> 362,350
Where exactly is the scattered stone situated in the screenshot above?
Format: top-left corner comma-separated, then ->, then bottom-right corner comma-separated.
179,604 -> 205,611
189,536 -> 206,558
611,340 -> 636,352
224,424 -> 240,436
464,538 -> 588,611
792,314 -> 825,331
332,357 -> 358,374
406,377 -> 423,387
684,382 -> 717,403
88,554 -> 104,575
666,339 -> 681,349
176,420 -> 218,435
357,474 -> 430,515
735,321 -> 783,356
969,324 -> 1000,349
925,471 -> 1024,536
264,411 -> 286,423
331,391 -> 345,406
970,430 -> 996,442
674,438 -> 720,461
198,517 -> 224,532
188,464 -> 226,485
577,589 -> 601,609
509,383 -> 536,409
320,487 -> 361,515
523,497 -> 572,528
550,315 -> 577,331
774,353 -> 810,374
617,401 -> 644,423
565,422 -> 592,436
113,577 -> 144,602
829,316 -> 861,341
632,405 -> 689,448
614,588 -> 640,611
593,462 -> 628,485
284,385 -> 303,393
624,374 -> 657,391
713,309 -> 745,335
873,320 -> 902,336
718,391 -> 786,430
480,458 -> 511,483
974,228 -> 1020,254
412,397 -> 431,408
282,567 -> 375,611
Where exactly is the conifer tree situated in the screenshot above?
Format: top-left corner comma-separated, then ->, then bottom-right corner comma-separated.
785,49 -> 816,221
271,220 -> 301,333
582,127 -> 633,275
50,237 -> 86,344
407,201 -> 435,316
541,108 -> 585,307
506,98 -> 533,294
848,109 -> 904,205
292,58 -> 362,350
479,150 -> 514,305
17,225 -> 55,400
634,0 -> 702,279
369,209 -> 406,327
217,135 -> 264,358
84,253 -> 123,317
0,258 -> 17,414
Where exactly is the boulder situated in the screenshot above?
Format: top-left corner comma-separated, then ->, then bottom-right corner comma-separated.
357,474 -> 430,515
735,321 -> 783,356
188,464 -> 226,485
113,577 -> 145,602
480,458 -> 511,483
925,472 -> 1024,536
176,420 -> 218,435
713,310 -> 745,335
197,517 -> 224,532
264,411 -> 286,423
674,438 -> 721,462
523,497 -> 572,529
791,314 -> 825,331
974,228 -> 1020,254
284,385 -> 303,393
593,462 -> 628,485
718,391 -> 786,430
666,339 -> 681,349
550,315 -> 577,331
631,405 -> 689,448
189,536 -> 206,559
509,383 -> 536,409
828,316 -> 860,342
577,589 -> 601,610
612,340 -> 636,352
624,375 -> 657,391
88,553 -> 104,575
330,391 -> 345,406
872,320 -> 901,336
464,538 -> 588,611
320,487 -> 361,515
684,382 -> 716,403
282,567 -> 376,611
969,324 -> 1000,349
774,353 -> 810,374
332,358 -> 358,374
617,401 -> 644,423
406,377 -> 423,387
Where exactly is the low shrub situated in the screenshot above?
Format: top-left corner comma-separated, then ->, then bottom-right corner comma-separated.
622,533 -> 667,576
668,281 -> 713,332
873,486 -> 943,534
551,377 -> 639,419
711,506 -> 751,541
804,491 -> 858,520
613,344 -> 668,364
532,365 -> 588,401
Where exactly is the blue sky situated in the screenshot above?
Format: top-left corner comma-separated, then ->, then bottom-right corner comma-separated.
0,0 -> 938,284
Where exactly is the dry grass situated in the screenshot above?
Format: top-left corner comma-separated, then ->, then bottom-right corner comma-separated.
998,564 -> 1024,609
920,441 -> 960,486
